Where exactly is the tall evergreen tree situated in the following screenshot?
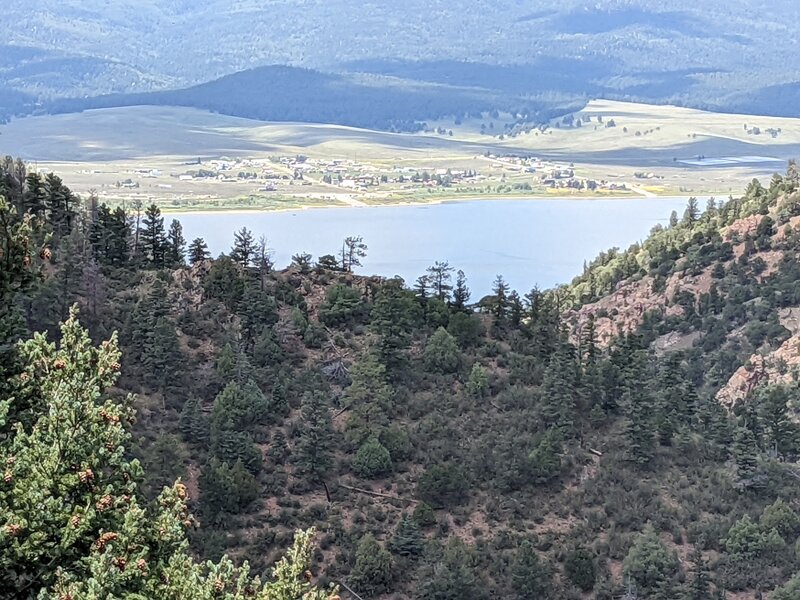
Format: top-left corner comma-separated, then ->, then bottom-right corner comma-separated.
623,389 -> 656,466
389,515 -> 425,558
344,356 -> 395,444
188,237 -> 210,265
511,540 -> 555,600
295,391 -> 334,480
180,397 -> 210,448
452,269 -> 471,310
370,279 -> 419,370
688,544 -> 712,600
89,204 -> 130,267
426,261 -> 454,301
139,204 -> 167,268
22,172 -> 47,217
491,274 -> 510,325
165,219 -> 186,267
733,425 -> 759,487
43,173 -> 77,243
350,534 -> 393,594
231,227 -> 256,267
340,235 -> 367,271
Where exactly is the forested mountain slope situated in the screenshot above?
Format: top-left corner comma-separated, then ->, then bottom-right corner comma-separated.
4,1 -> 800,123
3,156 -> 800,598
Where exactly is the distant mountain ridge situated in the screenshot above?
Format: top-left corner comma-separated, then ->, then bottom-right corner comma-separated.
3,1 -> 800,124
45,65 -> 578,132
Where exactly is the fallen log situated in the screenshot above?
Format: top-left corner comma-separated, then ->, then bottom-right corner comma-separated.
338,483 -> 418,504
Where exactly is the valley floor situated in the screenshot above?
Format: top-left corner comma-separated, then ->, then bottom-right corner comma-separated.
2,99 -> 797,212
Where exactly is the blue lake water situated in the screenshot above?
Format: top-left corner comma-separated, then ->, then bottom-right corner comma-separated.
169,197 -> 696,296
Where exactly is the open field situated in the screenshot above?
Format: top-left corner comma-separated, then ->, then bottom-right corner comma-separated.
1,100 -> 799,211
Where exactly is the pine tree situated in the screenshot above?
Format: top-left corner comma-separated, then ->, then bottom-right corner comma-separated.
43,173 -> 77,242
142,316 -> 182,391
199,457 -> 258,517
350,534 -> 393,594
180,397 -> 210,448
491,274 -> 510,326
340,235 -> 367,272
231,227 -> 256,267
540,348 -> 579,434
139,203 -> 167,268
452,269 -> 471,310
90,204 -> 130,266
564,547 -> 596,592
352,437 -> 392,478
466,363 -> 489,398
316,254 -> 339,270
683,197 -> 700,226
0,197 -> 45,403
623,389 -> 656,466
511,540 -> 554,600
0,308 -> 334,599
414,275 -> 430,300
188,237 -> 210,264
416,539 -> 480,600
528,428 -> 562,483
669,210 -> 679,228
22,172 -> 47,217
426,261 -> 454,301
733,425 -> 759,487
389,515 -> 425,558
210,379 -> 270,437
688,544 -> 712,600
370,279 -> 419,370
165,219 -> 186,267
344,356 -> 394,443
755,385 -> 800,458
295,391 -> 334,480
125,280 -> 182,390
238,284 -> 279,348
54,227 -> 88,323
623,524 -> 680,598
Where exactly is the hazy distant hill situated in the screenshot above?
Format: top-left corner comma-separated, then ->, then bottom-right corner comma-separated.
3,0 -> 800,122
46,65 -> 584,131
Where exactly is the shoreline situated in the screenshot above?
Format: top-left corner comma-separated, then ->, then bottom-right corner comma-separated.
159,191 -> 704,216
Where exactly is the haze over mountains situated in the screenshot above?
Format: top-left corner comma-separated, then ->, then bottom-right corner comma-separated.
3,0 -> 800,127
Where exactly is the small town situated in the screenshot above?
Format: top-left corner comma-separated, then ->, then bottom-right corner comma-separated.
78,151 -> 636,210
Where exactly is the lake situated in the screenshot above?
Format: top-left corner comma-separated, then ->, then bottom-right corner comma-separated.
169,197 -> 696,297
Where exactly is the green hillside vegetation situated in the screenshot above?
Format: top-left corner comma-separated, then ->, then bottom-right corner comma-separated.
3,154 -> 800,598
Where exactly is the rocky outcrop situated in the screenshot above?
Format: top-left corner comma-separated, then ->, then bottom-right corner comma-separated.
716,308 -> 800,409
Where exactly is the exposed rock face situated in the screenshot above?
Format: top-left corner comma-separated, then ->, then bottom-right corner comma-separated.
567,265 -> 715,347
716,308 -> 800,409
723,214 -> 764,241
568,206 -> 796,349
652,331 -> 703,356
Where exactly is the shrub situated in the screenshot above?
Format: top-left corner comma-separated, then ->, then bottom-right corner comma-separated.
352,437 -> 392,478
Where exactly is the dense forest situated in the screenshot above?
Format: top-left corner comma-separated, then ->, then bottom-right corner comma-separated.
3,155 -> 800,599
45,66 -> 571,133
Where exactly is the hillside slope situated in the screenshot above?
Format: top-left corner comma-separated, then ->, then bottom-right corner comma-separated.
4,159 -> 800,598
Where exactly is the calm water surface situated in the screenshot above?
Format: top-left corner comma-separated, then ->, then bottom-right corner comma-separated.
170,197 -> 697,296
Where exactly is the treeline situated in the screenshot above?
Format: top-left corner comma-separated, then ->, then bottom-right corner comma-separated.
3,156 -> 800,598
46,65 -> 567,133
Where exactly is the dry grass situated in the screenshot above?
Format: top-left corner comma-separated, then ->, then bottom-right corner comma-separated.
2,100 -> 799,209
